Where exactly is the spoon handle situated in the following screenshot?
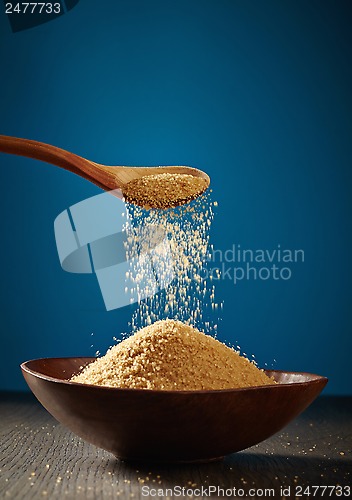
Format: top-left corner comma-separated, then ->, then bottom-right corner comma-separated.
0,135 -> 120,190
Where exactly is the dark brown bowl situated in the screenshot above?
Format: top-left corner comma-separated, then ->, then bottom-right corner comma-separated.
21,357 -> 327,463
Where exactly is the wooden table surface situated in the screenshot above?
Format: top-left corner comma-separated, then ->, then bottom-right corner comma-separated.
0,393 -> 350,499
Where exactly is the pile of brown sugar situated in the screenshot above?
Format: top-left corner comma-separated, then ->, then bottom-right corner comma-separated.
122,173 -> 208,209
71,320 -> 275,390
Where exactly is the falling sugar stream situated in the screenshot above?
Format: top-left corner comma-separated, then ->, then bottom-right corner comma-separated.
123,191 -> 222,336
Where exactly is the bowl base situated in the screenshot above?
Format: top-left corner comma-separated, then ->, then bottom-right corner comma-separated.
116,455 -> 225,464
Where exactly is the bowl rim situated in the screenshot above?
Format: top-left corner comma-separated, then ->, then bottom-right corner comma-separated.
20,357 -> 328,395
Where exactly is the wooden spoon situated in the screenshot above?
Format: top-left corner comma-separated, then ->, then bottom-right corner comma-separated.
0,135 -> 210,207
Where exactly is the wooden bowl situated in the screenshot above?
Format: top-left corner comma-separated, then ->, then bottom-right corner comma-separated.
21,358 -> 327,463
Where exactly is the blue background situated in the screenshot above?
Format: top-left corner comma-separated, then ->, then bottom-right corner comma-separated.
0,0 -> 351,394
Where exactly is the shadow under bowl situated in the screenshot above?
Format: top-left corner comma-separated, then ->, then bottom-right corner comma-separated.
21,357 -> 327,463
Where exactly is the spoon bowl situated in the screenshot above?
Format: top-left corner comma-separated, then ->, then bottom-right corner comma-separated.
0,135 -> 210,208
21,357 -> 327,463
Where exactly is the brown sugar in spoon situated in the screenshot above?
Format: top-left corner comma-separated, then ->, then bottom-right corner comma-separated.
0,135 -> 210,209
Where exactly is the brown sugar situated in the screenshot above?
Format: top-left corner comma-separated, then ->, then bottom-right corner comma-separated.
124,192 -> 220,334
71,320 -> 275,391
122,173 -> 208,209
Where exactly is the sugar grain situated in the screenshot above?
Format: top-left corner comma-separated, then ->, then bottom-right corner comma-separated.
71,320 -> 275,390
122,173 -> 208,209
